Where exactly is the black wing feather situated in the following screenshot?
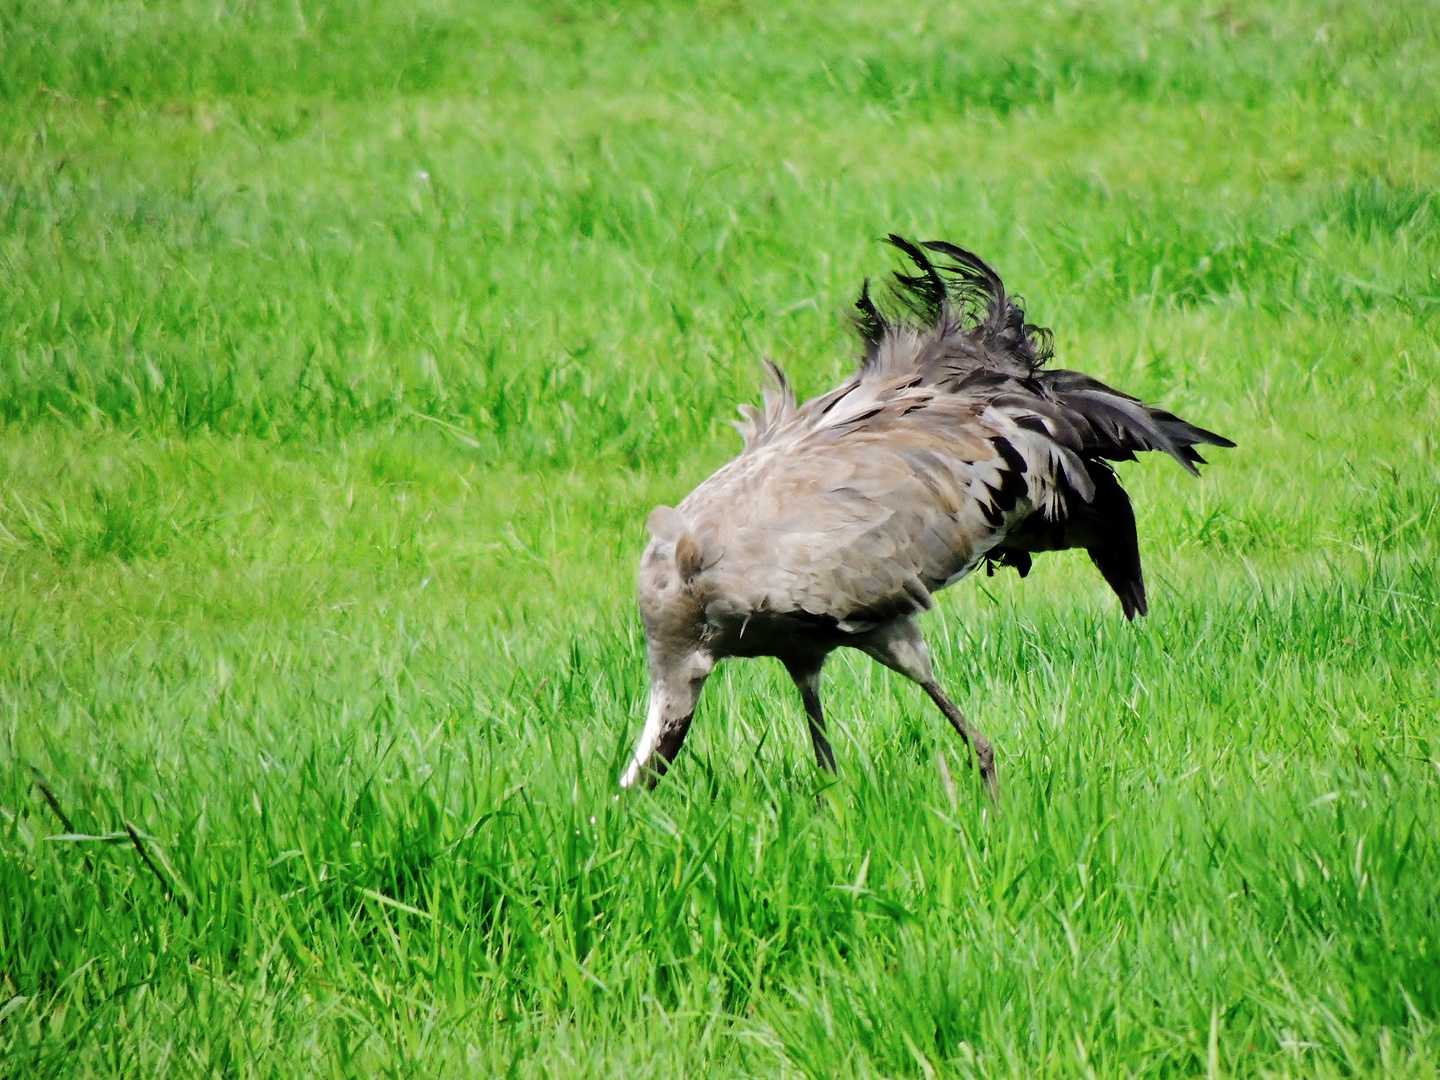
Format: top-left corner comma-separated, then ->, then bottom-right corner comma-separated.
847,234 -> 1233,619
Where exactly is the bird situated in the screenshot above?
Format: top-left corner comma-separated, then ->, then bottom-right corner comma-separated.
619,236 -> 1233,798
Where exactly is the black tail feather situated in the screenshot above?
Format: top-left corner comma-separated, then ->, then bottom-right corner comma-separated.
998,459 -> 1150,619
920,239 -> 1054,367
860,234 -> 1054,375
884,234 -> 949,324
1036,369 -> 1236,475
853,279 -> 886,352
850,235 -> 1230,623
1080,461 -> 1147,620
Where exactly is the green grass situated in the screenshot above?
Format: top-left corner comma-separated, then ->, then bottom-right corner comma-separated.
2,0 -> 1439,1075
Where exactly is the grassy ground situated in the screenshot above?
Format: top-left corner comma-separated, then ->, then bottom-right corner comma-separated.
2,0 -> 1439,1075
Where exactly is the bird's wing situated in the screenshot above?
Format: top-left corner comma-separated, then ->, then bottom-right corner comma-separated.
683,376 -> 1085,628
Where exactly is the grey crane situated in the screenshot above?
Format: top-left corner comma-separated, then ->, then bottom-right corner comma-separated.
619,236 -> 1232,797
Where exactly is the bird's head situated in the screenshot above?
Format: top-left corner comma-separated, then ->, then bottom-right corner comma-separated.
620,506 -> 714,788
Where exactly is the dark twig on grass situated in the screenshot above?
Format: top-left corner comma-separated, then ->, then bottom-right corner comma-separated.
31,766 -> 95,871
125,823 -> 190,916
30,766 -> 75,833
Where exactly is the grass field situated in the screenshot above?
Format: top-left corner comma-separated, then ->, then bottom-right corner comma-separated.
2,0 -> 1439,1075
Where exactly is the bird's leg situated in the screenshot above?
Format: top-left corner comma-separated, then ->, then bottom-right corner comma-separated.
919,679 -> 998,804
784,658 -> 836,772
859,619 -> 998,802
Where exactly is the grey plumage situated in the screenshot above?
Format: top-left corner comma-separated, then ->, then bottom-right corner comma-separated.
620,237 -> 1233,796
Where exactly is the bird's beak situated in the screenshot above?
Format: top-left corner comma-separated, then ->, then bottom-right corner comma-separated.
619,673 -> 703,789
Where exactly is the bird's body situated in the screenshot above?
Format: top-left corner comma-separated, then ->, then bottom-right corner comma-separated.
620,238 -> 1232,795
